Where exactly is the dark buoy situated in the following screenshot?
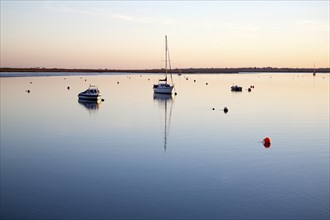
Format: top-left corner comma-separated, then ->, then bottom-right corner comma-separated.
248,88 -> 251,92
148,78 -> 150,81
67,86 -> 70,90
194,80 -> 196,82
212,108 -> 215,111
85,79 -> 87,81
30,82 -> 32,84
206,83 -> 208,85
174,92 -> 177,96
101,99 -> 105,102
26,90 -> 30,93
117,81 -> 119,84
224,107 -> 228,113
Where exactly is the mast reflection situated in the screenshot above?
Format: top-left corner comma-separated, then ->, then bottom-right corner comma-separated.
153,93 -> 174,151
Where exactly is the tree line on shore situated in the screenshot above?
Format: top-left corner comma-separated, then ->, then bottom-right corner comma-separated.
1,67 -> 329,73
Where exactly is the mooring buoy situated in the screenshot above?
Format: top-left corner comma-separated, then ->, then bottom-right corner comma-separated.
262,137 -> 271,148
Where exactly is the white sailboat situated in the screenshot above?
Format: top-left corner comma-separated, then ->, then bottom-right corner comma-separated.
153,35 -> 174,94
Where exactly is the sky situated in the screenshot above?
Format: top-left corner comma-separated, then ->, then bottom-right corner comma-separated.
0,1 -> 329,69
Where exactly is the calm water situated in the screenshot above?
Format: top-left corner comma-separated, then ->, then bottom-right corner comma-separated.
1,73 -> 329,219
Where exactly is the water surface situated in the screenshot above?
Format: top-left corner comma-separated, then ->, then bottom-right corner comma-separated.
1,73 -> 329,219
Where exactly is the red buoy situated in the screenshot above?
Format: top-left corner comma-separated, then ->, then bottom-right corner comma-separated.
263,137 -> 270,143
263,137 -> 271,148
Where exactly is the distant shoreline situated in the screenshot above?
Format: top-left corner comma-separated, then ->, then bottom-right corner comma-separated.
1,67 -> 329,77
1,67 -> 329,73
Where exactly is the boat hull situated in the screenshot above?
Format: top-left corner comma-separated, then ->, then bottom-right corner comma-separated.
78,94 -> 101,101
153,84 -> 174,94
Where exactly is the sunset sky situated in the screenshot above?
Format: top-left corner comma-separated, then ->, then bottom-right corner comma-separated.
1,1 -> 329,69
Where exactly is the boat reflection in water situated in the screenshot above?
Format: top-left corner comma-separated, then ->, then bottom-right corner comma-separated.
78,99 -> 101,114
153,93 -> 173,101
153,93 -> 174,151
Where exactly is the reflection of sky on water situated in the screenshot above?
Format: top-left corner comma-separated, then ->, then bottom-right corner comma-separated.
1,73 -> 329,219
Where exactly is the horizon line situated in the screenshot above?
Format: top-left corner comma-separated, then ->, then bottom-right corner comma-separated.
1,67 -> 329,73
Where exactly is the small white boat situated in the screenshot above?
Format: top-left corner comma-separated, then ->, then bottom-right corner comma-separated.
78,85 -> 101,100
154,35 -> 174,94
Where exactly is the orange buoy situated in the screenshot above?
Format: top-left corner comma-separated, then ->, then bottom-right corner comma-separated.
263,137 -> 271,148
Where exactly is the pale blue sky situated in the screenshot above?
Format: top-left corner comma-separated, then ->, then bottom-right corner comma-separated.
1,1 -> 329,69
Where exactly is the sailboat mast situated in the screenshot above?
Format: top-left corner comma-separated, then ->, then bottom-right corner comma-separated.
165,35 -> 168,83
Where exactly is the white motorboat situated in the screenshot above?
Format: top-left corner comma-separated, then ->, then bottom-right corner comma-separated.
78,85 -> 101,100
153,35 -> 174,94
